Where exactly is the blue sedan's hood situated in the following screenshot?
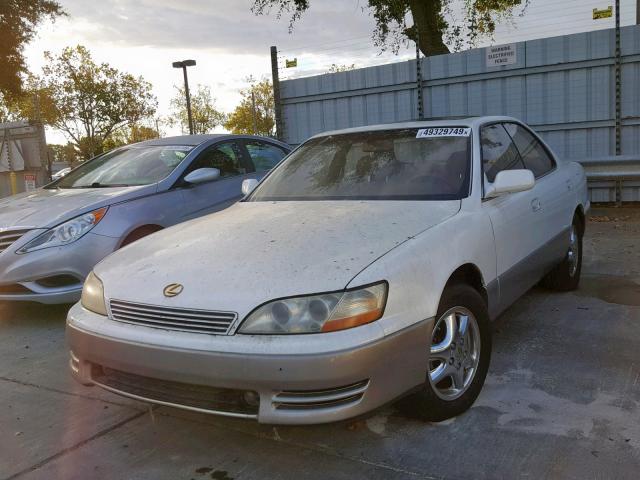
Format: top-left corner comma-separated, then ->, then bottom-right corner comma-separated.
0,185 -> 154,229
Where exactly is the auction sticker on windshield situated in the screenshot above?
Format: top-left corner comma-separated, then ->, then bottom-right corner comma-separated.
416,127 -> 471,138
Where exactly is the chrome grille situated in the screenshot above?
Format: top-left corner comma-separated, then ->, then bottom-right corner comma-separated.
109,299 -> 237,335
0,229 -> 30,253
273,380 -> 369,410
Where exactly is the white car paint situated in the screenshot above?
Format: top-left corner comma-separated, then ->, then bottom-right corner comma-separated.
67,116 -> 589,424
94,200 -> 461,315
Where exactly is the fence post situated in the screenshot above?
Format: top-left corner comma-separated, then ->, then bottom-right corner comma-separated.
415,32 -> 424,121
615,0 -> 622,157
614,0 -> 623,205
270,46 -> 284,141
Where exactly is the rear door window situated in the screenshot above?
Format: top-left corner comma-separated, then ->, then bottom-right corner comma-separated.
245,141 -> 288,172
503,123 -> 555,178
480,124 -> 525,182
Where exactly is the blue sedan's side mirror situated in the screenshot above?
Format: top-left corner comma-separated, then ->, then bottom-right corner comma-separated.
184,168 -> 220,185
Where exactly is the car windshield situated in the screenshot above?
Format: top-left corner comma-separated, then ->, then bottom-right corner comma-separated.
51,145 -> 193,188
248,128 -> 471,201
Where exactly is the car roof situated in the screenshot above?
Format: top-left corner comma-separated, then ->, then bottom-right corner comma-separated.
135,134 -> 290,148
312,116 -> 521,138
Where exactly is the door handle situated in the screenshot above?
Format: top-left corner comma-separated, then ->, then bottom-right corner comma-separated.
531,198 -> 541,212
566,179 -> 573,191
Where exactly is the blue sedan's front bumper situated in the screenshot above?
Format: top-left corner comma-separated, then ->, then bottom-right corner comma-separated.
0,232 -> 120,304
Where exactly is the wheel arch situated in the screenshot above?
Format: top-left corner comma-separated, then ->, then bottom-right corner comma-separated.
574,205 -> 586,236
119,224 -> 164,248
442,263 -> 489,307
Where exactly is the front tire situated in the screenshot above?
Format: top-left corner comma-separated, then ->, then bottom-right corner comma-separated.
398,283 -> 491,422
542,217 -> 583,291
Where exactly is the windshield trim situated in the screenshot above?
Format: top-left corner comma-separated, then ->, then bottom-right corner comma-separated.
253,194 -> 464,201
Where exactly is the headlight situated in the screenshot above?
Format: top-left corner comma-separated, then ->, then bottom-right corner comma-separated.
17,207 -> 108,253
239,282 -> 387,334
81,271 -> 107,316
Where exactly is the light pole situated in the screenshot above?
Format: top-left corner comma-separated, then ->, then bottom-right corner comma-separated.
172,59 -> 196,134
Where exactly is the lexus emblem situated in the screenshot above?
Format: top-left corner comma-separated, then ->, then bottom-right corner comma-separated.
163,283 -> 184,298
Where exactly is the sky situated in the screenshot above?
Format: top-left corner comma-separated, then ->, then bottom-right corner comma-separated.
23,0 -> 639,145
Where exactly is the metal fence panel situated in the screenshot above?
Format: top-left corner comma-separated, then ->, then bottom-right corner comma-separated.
279,26 -> 640,202
280,26 -> 640,155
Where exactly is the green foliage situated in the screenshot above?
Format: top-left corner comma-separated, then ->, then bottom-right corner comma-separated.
251,0 -> 310,31
252,0 -> 526,56
169,84 -> 226,135
224,78 -> 275,136
328,64 -> 356,73
2,76 -> 59,125
102,124 -> 160,151
0,0 -> 64,99
0,94 -> 13,123
36,45 -> 157,159
47,142 -> 80,167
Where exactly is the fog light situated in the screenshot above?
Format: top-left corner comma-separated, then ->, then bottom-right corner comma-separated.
243,391 -> 260,407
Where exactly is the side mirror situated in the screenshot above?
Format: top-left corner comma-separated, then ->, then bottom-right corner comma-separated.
184,168 -> 220,185
485,169 -> 535,198
242,178 -> 259,196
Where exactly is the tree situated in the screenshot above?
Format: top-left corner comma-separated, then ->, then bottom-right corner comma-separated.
169,85 -> 225,135
35,45 -> 157,159
0,0 -> 64,100
224,79 -> 275,136
102,124 -> 159,151
328,64 -> 356,73
0,96 -> 12,123
251,0 -> 526,57
3,76 -> 59,125
48,142 -> 80,167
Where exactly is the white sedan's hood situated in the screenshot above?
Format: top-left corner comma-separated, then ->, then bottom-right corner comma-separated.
96,200 -> 460,315
0,185 -> 153,229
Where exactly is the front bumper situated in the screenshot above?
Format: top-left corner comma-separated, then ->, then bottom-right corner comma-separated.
67,303 -> 432,425
0,232 -> 120,304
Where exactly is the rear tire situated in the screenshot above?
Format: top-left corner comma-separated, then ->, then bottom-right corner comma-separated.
398,283 -> 491,422
542,216 -> 582,291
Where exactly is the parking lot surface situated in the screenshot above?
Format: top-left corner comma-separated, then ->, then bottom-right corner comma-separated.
1,207 -> 639,480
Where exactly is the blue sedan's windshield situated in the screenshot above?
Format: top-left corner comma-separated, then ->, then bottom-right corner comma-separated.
248,128 -> 471,201
52,145 -> 193,188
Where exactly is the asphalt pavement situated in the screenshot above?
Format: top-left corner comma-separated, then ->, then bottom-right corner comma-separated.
1,207 -> 639,480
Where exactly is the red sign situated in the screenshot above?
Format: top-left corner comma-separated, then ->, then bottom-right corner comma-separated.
24,173 -> 37,192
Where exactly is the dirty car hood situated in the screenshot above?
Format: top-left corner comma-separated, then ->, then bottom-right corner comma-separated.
0,185 -> 153,229
96,200 -> 460,315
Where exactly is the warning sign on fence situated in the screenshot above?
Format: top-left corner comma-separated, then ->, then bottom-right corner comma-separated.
486,43 -> 517,67
24,173 -> 36,192
593,6 -> 613,20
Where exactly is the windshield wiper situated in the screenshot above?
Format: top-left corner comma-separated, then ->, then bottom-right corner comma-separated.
72,182 -> 131,188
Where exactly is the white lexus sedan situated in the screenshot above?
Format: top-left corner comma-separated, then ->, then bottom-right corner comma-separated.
67,116 -> 589,424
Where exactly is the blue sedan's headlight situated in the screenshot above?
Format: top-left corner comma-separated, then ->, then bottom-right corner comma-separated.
17,207 -> 108,254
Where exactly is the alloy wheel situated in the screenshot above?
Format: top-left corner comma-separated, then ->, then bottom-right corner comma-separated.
429,307 -> 481,401
567,224 -> 580,277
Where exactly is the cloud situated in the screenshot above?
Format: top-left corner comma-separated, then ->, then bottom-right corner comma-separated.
54,0 -> 381,55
